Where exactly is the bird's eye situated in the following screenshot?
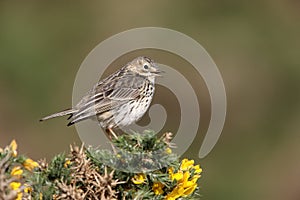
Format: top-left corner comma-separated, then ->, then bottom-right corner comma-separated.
143,65 -> 149,70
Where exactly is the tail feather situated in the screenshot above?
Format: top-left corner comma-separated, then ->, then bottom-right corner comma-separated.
40,108 -> 76,121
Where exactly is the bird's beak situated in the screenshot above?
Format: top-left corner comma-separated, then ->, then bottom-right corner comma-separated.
153,69 -> 165,77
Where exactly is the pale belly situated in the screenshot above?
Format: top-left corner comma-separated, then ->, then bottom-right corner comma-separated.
112,97 -> 152,127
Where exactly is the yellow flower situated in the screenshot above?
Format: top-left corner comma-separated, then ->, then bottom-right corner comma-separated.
11,166 -> 23,177
23,158 -> 39,171
64,160 -> 71,168
10,181 -> 23,200
152,182 -> 164,195
191,174 -> 201,183
166,159 -> 202,199
170,171 -> 183,181
24,185 -> 32,193
180,159 -> 194,171
165,148 -> 172,154
182,182 -> 197,196
179,171 -> 190,184
193,164 -> 202,174
165,182 -> 197,199
9,140 -> 18,157
131,173 -> 146,184
168,167 -> 185,182
168,167 -> 174,174
165,185 -> 184,200
39,192 -> 43,200
10,181 -> 21,190
180,172 -> 198,196
166,171 -> 199,199
16,193 -> 23,200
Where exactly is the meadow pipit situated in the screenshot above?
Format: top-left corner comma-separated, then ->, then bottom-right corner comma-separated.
40,57 -> 162,138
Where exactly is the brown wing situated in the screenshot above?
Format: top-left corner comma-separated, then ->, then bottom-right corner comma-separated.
68,71 -> 145,125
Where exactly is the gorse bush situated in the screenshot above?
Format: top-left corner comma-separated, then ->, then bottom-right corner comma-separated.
0,131 -> 202,200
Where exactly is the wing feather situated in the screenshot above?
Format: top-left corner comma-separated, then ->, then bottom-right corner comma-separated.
69,71 -> 144,125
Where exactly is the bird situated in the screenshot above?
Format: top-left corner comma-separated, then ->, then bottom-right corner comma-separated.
40,56 -> 163,139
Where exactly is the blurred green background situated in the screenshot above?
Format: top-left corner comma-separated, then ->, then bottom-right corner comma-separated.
1,1 -> 300,199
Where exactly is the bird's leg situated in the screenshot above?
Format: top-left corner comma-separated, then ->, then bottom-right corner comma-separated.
107,128 -> 118,140
104,128 -> 118,153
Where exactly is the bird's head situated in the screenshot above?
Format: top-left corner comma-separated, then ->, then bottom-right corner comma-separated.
126,56 -> 163,77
